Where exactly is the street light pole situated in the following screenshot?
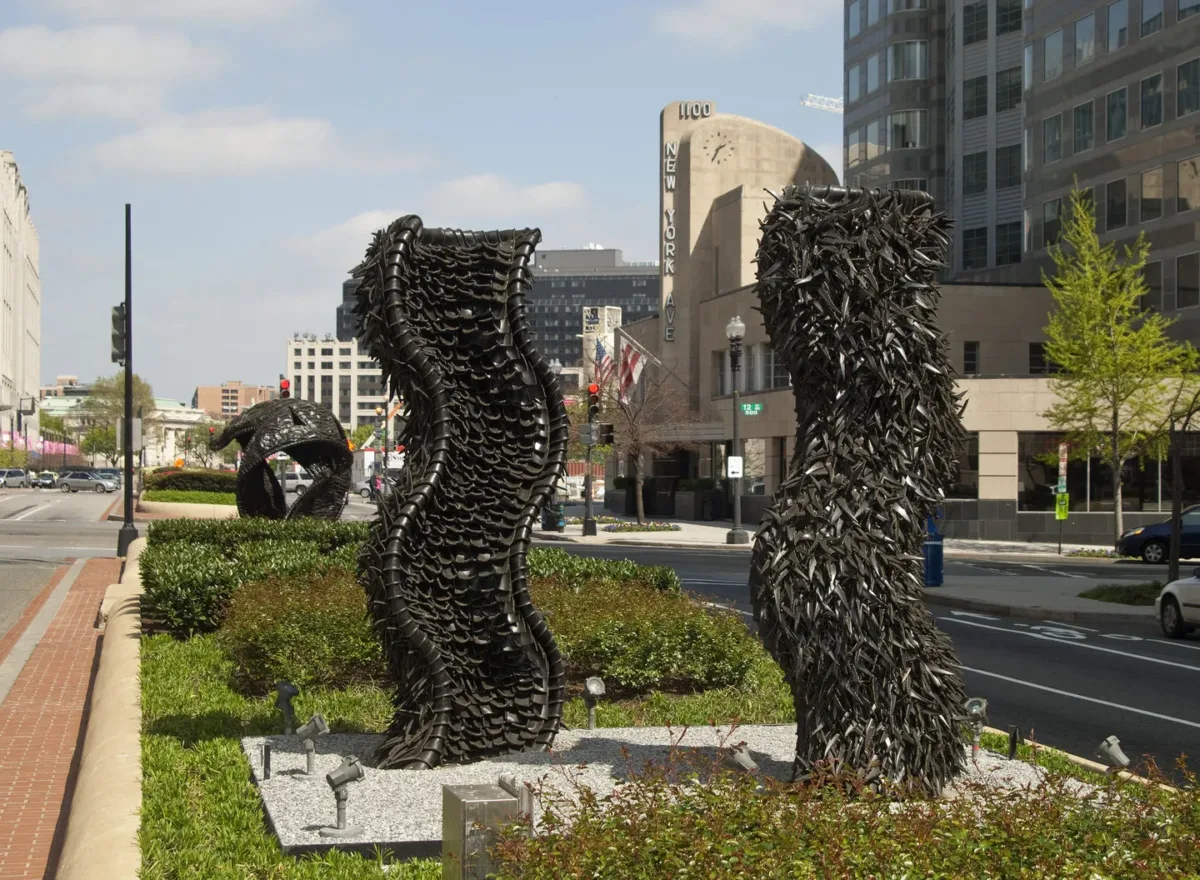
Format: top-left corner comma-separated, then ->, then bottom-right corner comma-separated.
725,316 -> 749,545
117,204 -> 139,558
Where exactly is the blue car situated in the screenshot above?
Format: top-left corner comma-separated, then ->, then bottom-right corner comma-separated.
1117,506 -> 1200,563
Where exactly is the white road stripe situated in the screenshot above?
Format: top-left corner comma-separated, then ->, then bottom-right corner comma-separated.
941,617 -> 1200,672
701,601 -> 754,619
11,504 -> 49,521
1043,620 -> 1099,632
1019,563 -> 1086,578
960,665 -> 1200,730
1147,638 -> 1200,652
961,563 -> 1020,576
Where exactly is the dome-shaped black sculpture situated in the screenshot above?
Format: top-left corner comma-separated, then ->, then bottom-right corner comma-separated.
209,398 -> 353,520
749,185 -> 969,798
352,216 -> 568,770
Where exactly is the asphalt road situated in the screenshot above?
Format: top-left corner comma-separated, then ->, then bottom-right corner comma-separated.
545,543 -> 1200,784
0,488 -> 120,644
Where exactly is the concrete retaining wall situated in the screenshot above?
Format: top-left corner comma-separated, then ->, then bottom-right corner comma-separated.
55,538 -> 146,880
137,499 -> 238,519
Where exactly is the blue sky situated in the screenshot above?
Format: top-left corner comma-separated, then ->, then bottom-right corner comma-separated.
1,0 -> 844,402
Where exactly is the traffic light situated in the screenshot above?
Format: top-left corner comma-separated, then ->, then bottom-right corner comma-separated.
208,426 -> 215,438
597,423 -> 614,446
587,382 -> 600,423
279,376 -> 291,399
111,303 -> 127,364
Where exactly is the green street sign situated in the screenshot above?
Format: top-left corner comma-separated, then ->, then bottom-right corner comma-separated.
740,402 -> 763,416
1055,493 -> 1069,521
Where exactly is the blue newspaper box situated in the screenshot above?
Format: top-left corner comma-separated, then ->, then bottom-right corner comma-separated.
923,512 -> 944,587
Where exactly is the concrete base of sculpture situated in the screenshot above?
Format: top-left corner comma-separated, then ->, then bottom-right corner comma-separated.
242,725 -> 1093,861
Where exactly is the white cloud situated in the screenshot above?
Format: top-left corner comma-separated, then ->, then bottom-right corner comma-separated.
653,0 -> 841,50
39,0 -> 320,27
0,25 -> 226,119
426,174 -> 588,218
86,107 -> 423,174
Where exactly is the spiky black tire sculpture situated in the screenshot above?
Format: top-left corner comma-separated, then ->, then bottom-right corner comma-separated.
352,216 -> 568,770
209,398 -> 352,520
749,185 -> 969,797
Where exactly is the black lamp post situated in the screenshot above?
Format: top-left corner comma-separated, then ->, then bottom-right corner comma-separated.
725,316 -> 749,545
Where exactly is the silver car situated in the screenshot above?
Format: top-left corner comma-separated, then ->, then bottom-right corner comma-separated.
58,470 -> 118,493
0,468 -> 30,488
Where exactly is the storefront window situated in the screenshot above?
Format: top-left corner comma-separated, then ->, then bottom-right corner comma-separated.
947,433 -> 980,499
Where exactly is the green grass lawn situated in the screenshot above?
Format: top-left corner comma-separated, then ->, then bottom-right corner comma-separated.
142,489 -> 237,505
1077,581 -> 1164,606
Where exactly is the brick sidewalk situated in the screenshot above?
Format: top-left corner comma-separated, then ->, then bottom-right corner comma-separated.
0,557 -> 121,880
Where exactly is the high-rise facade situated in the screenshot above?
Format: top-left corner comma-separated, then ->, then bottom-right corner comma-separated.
844,0 -> 1200,310
191,381 -> 277,419
1,151 -> 41,447
335,278 -> 361,342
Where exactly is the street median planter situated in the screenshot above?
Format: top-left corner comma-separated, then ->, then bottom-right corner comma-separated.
136,499 -> 239,520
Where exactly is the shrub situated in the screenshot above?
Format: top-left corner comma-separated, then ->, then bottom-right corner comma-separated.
602,521 -> 681,533
527,547 -> 680,594
141,489 -> 237,505
146,518 -> 369,553
219,569 -> 386,692
144,468 -> 238,493
531,576 -> 760,692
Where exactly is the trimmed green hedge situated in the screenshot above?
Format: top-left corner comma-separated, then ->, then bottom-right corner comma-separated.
146,518 -> 369,551
141,490 -> 237,505
144,468 -> 237,493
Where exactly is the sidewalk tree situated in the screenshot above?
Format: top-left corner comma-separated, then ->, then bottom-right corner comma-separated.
81,426 -> 119,465
79,371 -> 159,445
349,424 -> 375,450
1040,185 -> 1196,545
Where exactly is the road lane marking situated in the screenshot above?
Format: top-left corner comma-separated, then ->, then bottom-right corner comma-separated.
960,665 -> 1200,730
961,563 -> 1021,576
949,611 -> 1001,621
940,617 -> 1200,672
700,601 -> 754,619
1043,620 -> 1099,632
11,504 -> 49,522
1148,638 -> 1200,652
1019,564 -> 1085,578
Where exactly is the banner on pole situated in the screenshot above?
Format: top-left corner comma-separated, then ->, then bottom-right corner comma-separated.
1055,493 -> 1069,520
116,418 -> 143,453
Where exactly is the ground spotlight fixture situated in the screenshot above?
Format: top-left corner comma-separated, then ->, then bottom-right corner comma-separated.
583,677 -> 605,730
296,713 -> 330,778
262,742 -> 272,780
964,697 -> 988,762
1096,735 -> 1130,776
319,756 -> 366,839
725,744 -> 758,774
274,681 -> 299,735
1007,725 -> 1023,761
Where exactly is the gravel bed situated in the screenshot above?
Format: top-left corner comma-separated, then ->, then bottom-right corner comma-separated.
242,724 -> 1099,858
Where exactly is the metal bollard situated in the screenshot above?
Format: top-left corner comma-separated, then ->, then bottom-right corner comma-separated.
442,784 -> 520,880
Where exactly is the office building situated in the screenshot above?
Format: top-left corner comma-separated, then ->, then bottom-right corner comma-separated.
285,333 -> 393,432
191,381 -> 277,419
843,0 -> 1199,306
1,151 -> 41,448
335,278 -> 361,342
529,247 -> 659,367
40,375 -> 89,399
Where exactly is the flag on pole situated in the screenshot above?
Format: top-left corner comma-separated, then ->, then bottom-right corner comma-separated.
595,338 -> 616,385
618,336 -> 648,404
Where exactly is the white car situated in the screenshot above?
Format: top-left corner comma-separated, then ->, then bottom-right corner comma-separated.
1156,571 -> 1200,638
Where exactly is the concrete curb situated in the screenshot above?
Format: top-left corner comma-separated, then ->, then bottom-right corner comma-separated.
55,537 -> 147,880
981,726 -> 1177,792
922,591 -> 1156,625
137,499 -> 238,519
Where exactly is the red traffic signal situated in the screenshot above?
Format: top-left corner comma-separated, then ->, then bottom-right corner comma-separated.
587,382 -> 599,394
587,383 -> 600,422
279,377 -> 291,399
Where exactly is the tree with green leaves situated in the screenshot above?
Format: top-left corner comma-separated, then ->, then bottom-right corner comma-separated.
81,426 -> 119,465
1041,186 -> 1197,544
78,371 -> 159,445
349,423 -> 375,450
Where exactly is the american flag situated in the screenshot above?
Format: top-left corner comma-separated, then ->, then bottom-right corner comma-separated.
595,338 -> 617,385
618,338 -> 646,405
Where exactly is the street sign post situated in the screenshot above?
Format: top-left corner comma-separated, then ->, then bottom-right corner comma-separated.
1055,492 -> 1069,555
739,402 -> 763,416
1057,442 -> 1068,494
727,455 -> 744,479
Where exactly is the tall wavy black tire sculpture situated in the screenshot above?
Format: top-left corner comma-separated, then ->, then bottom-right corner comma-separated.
749,185 -> 969,798
351,215 -> 569,770
209,399 -> 353,520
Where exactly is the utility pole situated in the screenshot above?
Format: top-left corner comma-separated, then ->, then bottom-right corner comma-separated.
117,204 -> 139,558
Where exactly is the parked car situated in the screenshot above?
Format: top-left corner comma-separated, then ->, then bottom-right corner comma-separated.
0,468 -> 30,488
34,471 -> 58,488
354,479 -> 373,499
1117,506 -> 1200,563
1156,570 -> 1200,638
58,471 -> 118,493
96,467 -> 123,484
282,471 -> 313,494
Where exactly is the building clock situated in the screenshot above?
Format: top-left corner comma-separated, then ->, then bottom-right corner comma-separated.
702,131 -> 735,165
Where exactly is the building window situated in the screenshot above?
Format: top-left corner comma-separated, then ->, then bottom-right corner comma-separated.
997,0 -> 1022,35
1179,254 -> 1200,310
1108,0 -> 1128,51
889,0 -> 928,9
964,341 -> 981,375
887,110 -> 928,148
962,227 -> 989,269
866,120 -> 884,159
1106,88 -> 1127,140
996,66 -> 1022,112
1024,208 -> 1033,252
1141,261 -> 1163,311
307,361 -> 315,370
963,75 -> 988,120
1044,29 -> 1063,81
1023,43 -> 1033,90
887,41 -> 929,81
1179,59 -> 1200,118
1184,0 -> 1200,22
1029,343 -> 1061,374
321,348 -> 333,356
1043,198 -> 1063,247
1023,126 -> 1032,170
847,128 -> 863,167
1043,114 -> 1063,164
1141,74 -> 1163,129
1142,0 -> 1163,36
892,178 -> 929,190
1075,14 -> 1095,66
293,361 -> 301,370
849,0 -> 861,37
1073,101 -> 1095,152
996,221 -> 1023,265
848,64 -> 861,103
1106,178 -> 1127,230
1141,167 -> 1163,222
1180,156 -> 1200,212
964,1 -> 988,43
339,361 -> 351,370
867,53 -> 880,92
320,361 -> 333,370
963,151 -> 988,195
869,0 -> 882,26
764,346 -> 791,388
996,143 -> 1022,188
